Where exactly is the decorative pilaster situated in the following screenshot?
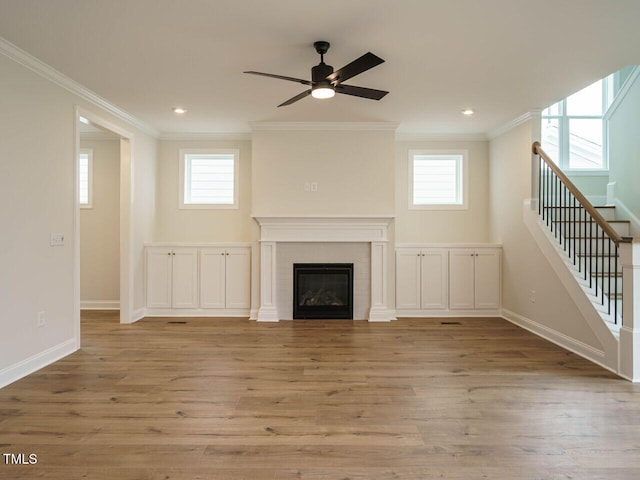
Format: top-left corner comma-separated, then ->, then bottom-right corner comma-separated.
257,241 -> 279,322
368,241 -> 396,322
619,240 -> 640,382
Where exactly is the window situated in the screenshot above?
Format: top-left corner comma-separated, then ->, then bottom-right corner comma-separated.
179,149 -> 239,209
409,150 -> 468,209
78,149 -> 92,208
541,76 -> 613,172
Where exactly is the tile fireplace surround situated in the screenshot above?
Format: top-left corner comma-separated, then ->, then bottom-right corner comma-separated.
252,216 -> 396,322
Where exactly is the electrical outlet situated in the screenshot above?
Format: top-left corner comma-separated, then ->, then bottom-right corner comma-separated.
529,290 -> 536,303
311,182 -> 318,192
37,311 -> 45,327
50,233 -> 65,246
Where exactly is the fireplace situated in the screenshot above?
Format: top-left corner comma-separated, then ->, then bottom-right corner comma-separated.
293,263 -> 354,319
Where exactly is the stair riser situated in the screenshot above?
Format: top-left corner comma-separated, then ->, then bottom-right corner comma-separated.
541,207 -> 616,221
577,257 -> 622,274
548,222 -> 630,237
588,277 -> 623,294
557,237 -> 619,253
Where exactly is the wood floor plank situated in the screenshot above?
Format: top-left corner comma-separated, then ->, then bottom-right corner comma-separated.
0,312 -> 639,479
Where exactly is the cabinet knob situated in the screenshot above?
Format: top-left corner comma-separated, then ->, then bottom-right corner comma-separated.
221,253 -> 225,256
172,252 -> 176,256
226,253 -> 229,256
167,252 -> 171,256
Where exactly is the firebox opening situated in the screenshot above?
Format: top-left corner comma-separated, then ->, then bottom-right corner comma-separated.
293,263 -> 354,319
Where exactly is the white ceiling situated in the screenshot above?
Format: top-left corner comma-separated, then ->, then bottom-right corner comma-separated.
1,0 -> 639,136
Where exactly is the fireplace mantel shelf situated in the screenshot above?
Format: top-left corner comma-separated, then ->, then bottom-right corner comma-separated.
253,215 -> 394,243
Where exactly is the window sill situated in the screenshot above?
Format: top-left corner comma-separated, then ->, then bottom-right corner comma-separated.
563,169 -> 609,177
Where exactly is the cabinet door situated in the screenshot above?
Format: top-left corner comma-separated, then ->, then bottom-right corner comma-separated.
200,248 -> 226,309
420,250 -> 448,309
147,248 -> 172,308
474,249 -> 501,309
171,248 -> 199,308
449,249 -> 475,310
395,249 -> 421,310
225,247 -> 251,309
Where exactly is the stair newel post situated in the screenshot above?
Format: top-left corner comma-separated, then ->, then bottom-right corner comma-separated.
619,240 -> 640,382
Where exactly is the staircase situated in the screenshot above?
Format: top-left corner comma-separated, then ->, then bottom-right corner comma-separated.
545,204 -> 630,329
531,142 -> 639,381
533,141 -> 634,332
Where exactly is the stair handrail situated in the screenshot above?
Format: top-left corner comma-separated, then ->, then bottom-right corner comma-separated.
532,141 -> 631,246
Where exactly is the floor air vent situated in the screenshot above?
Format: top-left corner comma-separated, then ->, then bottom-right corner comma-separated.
440,321 -> 462,325
167,321 -> 187,325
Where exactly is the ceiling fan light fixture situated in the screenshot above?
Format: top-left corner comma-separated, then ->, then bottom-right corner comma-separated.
311,86 -> 335,99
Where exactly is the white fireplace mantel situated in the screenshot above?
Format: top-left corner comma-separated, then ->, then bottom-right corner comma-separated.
252,215 -> 396,322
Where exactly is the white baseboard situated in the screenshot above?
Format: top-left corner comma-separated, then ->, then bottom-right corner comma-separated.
500,308 -> 616,375
144,308 -> 251,318
131,308 -> 146,323
80,300 -> 120,310
0,338 -> 78,389
396,309 -> 502,318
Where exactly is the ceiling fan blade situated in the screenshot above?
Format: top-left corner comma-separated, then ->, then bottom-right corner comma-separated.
326,52 -> 385,84
335,84 -> 389,100
278,90 -> 312,107
244,71 -> 312,86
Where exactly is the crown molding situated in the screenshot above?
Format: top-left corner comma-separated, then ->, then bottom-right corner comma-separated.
395,132 -> 488,142
249,121 -> 399,131
158,131 -> 252,141
487,110 -> 541,140
0,35 -> 159,138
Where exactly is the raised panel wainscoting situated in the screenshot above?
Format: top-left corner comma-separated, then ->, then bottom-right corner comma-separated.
396,244 -> 502,317
145,244 -> 251,317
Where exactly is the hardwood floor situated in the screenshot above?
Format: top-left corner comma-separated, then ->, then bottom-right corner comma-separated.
1,312 -> 639,479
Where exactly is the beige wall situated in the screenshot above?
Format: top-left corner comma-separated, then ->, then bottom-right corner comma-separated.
251,128 -> 395,216
80,137 -> 120,306
489,120 -> 601,348
0,52 -> 156,382
155,139 -> 252,242
395,140 -> 490,243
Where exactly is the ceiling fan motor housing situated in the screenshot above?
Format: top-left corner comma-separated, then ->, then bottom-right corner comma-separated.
312,62 -> 334,86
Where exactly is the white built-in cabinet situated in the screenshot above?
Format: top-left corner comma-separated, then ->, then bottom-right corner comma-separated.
200,247 -> 251,310
146,247 -> 199,309
146,244 -> 251,316
395,245 -> 501,316
396,249 -> 448,310
449,249 -> 501,310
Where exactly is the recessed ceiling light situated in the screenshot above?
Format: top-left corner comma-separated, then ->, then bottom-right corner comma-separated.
461,109 -> 475,116
173,107 -> 187,114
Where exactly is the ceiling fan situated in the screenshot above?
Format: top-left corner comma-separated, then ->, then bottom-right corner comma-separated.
244,41 -> 389,107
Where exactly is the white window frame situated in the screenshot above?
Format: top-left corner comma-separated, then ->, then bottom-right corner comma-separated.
179,149 -> 239,209
408,149 -> 468,210
78,148 -> 93,209
541,77 -> 610,175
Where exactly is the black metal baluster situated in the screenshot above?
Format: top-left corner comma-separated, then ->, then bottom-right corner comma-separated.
615,244 -> 619,324
594,222 -> 599,293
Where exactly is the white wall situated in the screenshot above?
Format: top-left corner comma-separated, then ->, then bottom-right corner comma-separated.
489,120 -> 602,349
608,69 -> 640,228
395,140 -> 490,243
155,139 -> 252,242
80,137 -> 120,308
251,128 -> 395,216
0,51 -> 157,386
